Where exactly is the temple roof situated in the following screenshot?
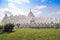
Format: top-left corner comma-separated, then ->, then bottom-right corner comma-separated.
28,8 -> 35,17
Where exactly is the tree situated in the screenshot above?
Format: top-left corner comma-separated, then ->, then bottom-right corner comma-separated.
3,23 -> 15,32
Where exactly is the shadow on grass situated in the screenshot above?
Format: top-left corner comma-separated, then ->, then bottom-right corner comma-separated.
0,31 -> 15,35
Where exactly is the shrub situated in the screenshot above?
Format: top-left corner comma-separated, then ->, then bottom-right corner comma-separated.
0,25 -> 4,33
3,23 -> 15,32
0,25 -> 3,29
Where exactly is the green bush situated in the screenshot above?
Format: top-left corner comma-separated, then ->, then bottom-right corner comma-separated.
0,25 -> 4,33
3,23 -> 15,32
0,25 -> 3,29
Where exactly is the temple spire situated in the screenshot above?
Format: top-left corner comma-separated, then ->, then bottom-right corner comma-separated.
28,8 -> 35,17
30,8 -> 31,12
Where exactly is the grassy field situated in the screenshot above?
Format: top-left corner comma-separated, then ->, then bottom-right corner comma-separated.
0,28 -> 60,40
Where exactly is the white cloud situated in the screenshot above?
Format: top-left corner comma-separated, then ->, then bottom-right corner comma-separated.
0,8 -> 11,17
0,2 -> 26,16
48,11 -> 60,16
34,5 -> 47,10
0,0 -> 30,16
6,0 -> 30,16
8,3 -> 25,16
33,5 -> 47,17
0,8 -> 9,12
8,3 -> 15,8
8,0 -> 30,4
34,11 -> 42,17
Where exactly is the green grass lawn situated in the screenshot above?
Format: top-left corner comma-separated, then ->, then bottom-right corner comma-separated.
0,28 -> 60,40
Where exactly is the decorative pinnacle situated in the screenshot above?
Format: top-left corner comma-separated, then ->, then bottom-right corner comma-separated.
30,8 -> 31,12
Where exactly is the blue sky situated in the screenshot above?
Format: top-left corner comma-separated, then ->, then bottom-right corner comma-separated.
0,0 -> 60,21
